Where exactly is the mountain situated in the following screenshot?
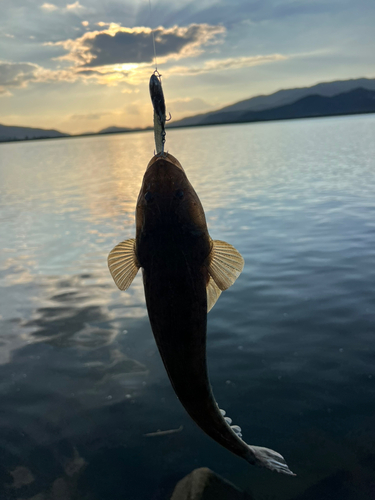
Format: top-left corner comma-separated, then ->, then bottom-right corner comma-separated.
2,78 -> 374,143
97,125 -> 153,134
98,126 -> 133,134
0,124 -> 68,142
170,77 -> 375,128
196,88 -> 375,125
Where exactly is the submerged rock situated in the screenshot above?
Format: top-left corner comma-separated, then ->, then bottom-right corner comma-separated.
170,467 -> 253,500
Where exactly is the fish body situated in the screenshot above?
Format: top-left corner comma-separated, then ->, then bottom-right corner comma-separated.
108,153 -> 294,475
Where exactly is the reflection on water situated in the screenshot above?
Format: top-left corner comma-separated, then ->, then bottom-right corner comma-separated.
0,115 -> 375,499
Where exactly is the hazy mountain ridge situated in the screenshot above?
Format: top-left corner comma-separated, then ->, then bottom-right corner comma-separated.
0,124 -> 69,142
0,124 -> 140,142
1,78 -> 375,142
98,126 -> 133,134
170,77 -> 375,127
194,88 -> 375,126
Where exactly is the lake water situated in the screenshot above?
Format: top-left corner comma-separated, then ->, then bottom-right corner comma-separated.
0,115 -> 375,500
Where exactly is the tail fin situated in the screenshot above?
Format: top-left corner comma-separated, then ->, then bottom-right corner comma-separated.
247,445 -> 295,476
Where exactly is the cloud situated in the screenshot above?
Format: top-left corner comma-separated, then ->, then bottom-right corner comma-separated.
0,60 -> 77,94
70,111 -> 112,120
40,1 -> 86,13
52,23 -> 226,67
0,20 -> 293,96
0,50 -> 290,96
168,54 -> 288,75
0,61 -> 40,94
168,97 -> 213,112
38,23 -> 288,88
66,1 -> 85,11
41,3 -> 58,11
0,58 -> 141,93
121,87 -> 139,94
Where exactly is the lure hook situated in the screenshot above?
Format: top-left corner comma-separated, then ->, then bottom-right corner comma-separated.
149,71 -> 167,155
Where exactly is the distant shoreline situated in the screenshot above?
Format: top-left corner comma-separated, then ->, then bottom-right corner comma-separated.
1,109 -> 374,145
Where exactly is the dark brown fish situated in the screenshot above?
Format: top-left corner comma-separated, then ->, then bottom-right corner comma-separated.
108,153 -> 294,475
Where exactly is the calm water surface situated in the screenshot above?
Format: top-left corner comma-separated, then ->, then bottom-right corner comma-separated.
0,115 -> 375,500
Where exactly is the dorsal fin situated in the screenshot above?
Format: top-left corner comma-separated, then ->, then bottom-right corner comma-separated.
108,238 -> 140,291
207,240 -> 244,291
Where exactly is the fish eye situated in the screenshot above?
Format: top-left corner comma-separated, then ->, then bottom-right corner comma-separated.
144,191 -> 153,202
175,190 -> 184,199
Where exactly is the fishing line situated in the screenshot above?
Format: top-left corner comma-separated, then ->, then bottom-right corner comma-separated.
148,0 -> 171,155
148,0 -> 158,71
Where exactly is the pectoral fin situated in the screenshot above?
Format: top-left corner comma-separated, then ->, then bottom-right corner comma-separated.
207,240 -> 244,291
108,238 -> 140,291
207,276 -> 222,312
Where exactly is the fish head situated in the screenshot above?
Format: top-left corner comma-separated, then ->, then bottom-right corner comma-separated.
135,153 -> 208,237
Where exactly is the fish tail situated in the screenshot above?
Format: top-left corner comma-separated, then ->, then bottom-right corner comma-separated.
246,445 -> 296,476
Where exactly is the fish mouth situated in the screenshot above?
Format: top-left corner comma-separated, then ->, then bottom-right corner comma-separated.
146,152 -> 185,172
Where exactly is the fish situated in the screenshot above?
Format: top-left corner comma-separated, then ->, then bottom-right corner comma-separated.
108,152 -> 294,475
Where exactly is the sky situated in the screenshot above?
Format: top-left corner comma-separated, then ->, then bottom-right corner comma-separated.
0,0 -> 374,134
